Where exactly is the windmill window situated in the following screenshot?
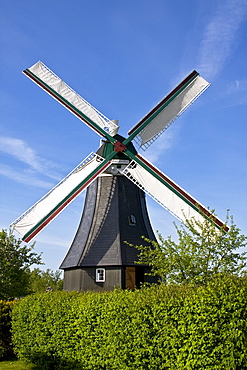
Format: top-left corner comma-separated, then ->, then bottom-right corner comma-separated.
96,268 -> 105,282
129,215 -> 136,225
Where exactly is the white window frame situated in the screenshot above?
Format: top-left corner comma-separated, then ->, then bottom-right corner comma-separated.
96,268 -> 105,282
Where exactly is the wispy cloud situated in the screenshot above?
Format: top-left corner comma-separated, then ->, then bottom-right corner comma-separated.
216,78 -> 247,108
227,79 -> 247,94
0,136 -> 46,171
0,163 -> 55,189
197,0 -> 247,80
226,79 -> 247,105
36,234 -> 72,248
0,136 -> 63,187
143,126 -> 178,164
0,136 -> 61,180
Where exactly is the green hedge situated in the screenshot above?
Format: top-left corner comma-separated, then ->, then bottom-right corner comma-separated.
11,276 -> 247,369
0,300 -> 15,359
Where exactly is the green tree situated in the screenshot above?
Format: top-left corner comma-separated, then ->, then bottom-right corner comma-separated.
29,268 -> 63,293
0,229 -> 43,299
133,211 -> 247,285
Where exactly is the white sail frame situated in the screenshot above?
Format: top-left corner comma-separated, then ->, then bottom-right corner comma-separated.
25,61 -> 119,137
11,153 -> 108,241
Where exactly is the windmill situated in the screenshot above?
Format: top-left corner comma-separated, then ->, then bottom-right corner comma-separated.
11,62 -> 228,291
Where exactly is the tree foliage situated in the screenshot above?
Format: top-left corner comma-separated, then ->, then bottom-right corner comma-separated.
0,300 -> 15,359
133,211 -> 247,285
29,268 -> 63,293
0,229 -> 43,299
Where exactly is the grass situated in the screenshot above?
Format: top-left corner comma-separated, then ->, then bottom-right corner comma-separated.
0,359 -> 42,370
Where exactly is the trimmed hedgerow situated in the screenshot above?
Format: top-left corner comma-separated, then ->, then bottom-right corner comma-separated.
0,300 -> 16,359
12,275 -> 247,369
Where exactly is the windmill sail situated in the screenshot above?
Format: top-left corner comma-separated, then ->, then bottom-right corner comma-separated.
121,153 -> 228,231
23,61 -> 119,138
11,62 -> 228,256
127,71 -> 210,150
11,153 -> 111,243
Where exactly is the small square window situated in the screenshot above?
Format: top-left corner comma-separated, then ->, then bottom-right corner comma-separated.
129,215 -> 136,225
96,268 -> 105,282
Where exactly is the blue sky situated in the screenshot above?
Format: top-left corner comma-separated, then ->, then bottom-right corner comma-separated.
1,0 -> 247,271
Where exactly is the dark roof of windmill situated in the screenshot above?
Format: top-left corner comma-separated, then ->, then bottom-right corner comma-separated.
60,174 -> 156,269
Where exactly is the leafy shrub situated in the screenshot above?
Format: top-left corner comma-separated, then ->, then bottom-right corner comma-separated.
133,213 -> 247,285
0,300 -> 15,359
12,276 -> 247,369
0,229 -> 43,300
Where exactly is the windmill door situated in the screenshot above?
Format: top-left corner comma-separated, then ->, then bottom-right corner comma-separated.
125,267 -> 145,289
126,267 -> 136,289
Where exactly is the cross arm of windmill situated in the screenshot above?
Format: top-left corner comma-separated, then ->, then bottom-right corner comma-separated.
10,61 -> 229,243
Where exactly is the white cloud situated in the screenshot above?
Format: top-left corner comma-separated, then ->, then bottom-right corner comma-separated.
0,136 -> 62,188
197,0 -> 247,80
227,79 -> 247,94
0,135 -> 62,181
143,125 -> 178,164
0,136 -> 46,171
36,234 -> 71,248
0,163 -> 54,189
217,78 -> 247,108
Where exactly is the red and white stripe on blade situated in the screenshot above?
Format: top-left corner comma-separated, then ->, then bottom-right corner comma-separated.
23,61 -> 119,137
11,153 -> 111,243
121,154 -> 228,231
128,71 -> 210,150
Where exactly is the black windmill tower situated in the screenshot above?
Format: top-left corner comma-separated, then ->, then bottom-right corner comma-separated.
60,136 -> 157,291
11,62 -> 228,291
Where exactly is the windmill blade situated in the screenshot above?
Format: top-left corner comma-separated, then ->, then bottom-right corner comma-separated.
126,71 -> 210,150
11,153 -> 112,243
121,153 -> 228,232
23,61 -> 119,139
